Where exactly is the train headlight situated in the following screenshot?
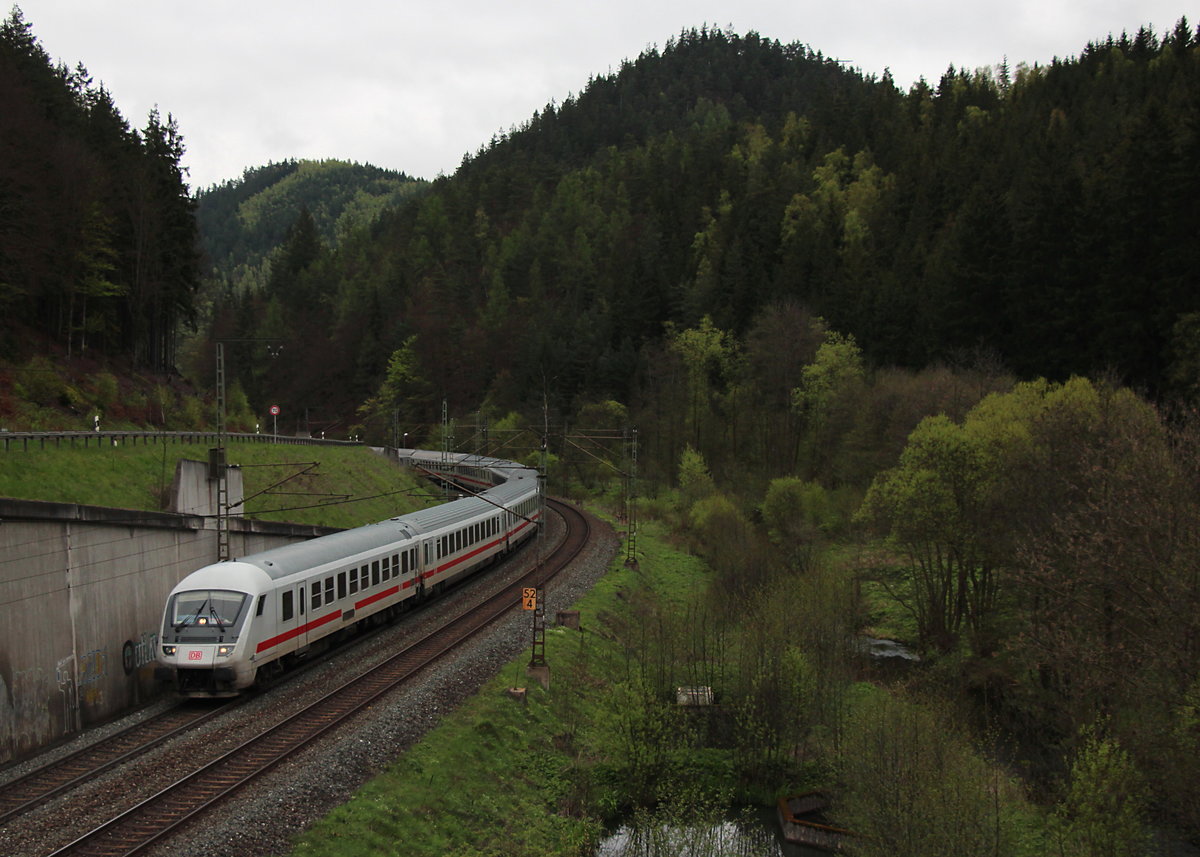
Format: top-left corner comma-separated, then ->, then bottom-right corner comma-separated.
217,646 -> 232,657
163,645 -> 176,656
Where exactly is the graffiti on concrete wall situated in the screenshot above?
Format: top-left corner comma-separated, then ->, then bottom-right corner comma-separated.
122,631 -> 159,675
0,672 -> 9,764
77,648 -> 107,708
2,667 -> 54,762
55,655 -> 77,726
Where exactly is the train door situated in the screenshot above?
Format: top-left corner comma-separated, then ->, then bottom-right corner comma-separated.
273,581 -> 307,657
419,539 -> 433,599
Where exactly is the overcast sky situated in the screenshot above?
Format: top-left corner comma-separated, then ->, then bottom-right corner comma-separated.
11,1 -> 1194,191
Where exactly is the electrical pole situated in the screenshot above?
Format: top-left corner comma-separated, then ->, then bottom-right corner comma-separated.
529,431 -> 548,669
625,427 -> 639,568
214,343 -> 230,561
213,338 -> 280,562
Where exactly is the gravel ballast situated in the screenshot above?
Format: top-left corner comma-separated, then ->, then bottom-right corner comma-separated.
0,507 -> 619,857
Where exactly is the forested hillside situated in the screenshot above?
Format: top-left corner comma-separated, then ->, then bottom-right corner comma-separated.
183,161 -> 426,430
192,23 -> 1200,443
0,8 -> 197,371
5,12 -> 1200,846
194,159 -> 426,294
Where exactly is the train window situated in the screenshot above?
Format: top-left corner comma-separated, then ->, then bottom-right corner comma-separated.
392,554 -> 400,576
338,572 -> 347,600
256,594 -> 266,617
349,567 -> 358,594
324,577 -> 334,604
372,561 -> 380,586
312,581 -> 322,610
300,587 -> 306,615
282,591 -> 294,622
400,552 -> 408,575
382,555 -> 391,580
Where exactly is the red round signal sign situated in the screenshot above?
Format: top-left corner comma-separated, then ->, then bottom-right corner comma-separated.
269,405 -> 280,415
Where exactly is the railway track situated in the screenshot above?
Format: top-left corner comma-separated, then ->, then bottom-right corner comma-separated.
41,498 -> 588,857
0,702 -> 237,826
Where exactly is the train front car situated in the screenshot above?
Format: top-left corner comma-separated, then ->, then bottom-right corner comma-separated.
155,562 -> 268,696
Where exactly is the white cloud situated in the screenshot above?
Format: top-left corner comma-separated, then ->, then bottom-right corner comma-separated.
11,0 -> 1189,188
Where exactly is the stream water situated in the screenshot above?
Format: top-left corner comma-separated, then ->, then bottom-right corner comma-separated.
595,807 -> 826,857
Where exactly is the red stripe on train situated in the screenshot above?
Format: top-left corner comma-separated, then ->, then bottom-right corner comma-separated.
255,608 -> 342,653
356,584 -> 400,610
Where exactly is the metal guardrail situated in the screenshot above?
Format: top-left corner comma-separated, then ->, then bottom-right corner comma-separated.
0,430 -> 363,452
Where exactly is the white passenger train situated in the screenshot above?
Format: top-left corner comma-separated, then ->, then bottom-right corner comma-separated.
155,449 -> 542,696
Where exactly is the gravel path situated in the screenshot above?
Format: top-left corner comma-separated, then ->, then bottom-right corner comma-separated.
0,507 -> 618,857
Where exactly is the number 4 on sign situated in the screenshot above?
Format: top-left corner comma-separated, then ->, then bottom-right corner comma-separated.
522,587 -> 537,610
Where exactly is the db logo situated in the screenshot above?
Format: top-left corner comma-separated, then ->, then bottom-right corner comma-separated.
188,650 -> 203,661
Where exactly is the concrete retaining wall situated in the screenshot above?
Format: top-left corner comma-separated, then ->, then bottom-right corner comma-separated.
0,497 -> 336,765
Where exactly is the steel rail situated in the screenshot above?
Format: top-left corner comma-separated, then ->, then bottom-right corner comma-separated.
0,702 -> 238,826
46,498 -> 589,857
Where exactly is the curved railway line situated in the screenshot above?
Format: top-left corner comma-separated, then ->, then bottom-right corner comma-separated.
2,499 -> 590,857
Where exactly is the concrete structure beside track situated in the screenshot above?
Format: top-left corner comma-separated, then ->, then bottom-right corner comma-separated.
0,495 -> 338,765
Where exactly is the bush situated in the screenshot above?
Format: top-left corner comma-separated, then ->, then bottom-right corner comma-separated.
836,689 -> 1021,857
92,372 -> 120,409
16,356 -> 64,407
1051,722 -> 1149,857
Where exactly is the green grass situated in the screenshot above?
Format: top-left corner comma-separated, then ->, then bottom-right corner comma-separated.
0,440 -> 435,528
290,517 -> 719,857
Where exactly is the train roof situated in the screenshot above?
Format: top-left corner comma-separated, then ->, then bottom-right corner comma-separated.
232,456 -> 539,581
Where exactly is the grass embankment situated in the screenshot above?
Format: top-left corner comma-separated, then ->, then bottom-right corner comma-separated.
0,441 -> 434,528
291,517 -> 714,857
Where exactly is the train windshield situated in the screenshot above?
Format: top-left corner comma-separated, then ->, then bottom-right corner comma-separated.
167,589 -> 249,638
